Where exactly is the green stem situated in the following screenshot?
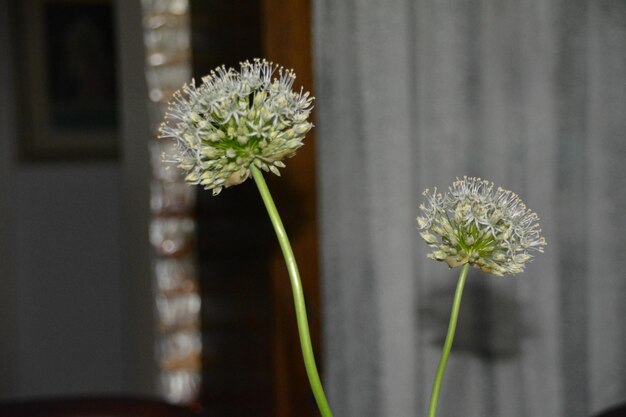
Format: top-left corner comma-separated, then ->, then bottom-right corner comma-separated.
250,165 -> 333,417
427,263 -> 471,417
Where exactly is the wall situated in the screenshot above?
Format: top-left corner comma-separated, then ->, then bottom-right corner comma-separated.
0,0 -> 155,399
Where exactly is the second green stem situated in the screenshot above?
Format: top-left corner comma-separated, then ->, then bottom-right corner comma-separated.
427,263 -> 471,417
250,165 -> 333,417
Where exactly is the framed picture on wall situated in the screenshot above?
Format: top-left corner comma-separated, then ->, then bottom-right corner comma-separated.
15,0 -> 119,160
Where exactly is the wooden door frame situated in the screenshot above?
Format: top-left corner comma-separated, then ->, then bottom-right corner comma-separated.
262,1 -> 321,416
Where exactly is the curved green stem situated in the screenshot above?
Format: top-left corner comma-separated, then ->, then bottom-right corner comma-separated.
427,263 -> 470,417
250,165 -> 333,417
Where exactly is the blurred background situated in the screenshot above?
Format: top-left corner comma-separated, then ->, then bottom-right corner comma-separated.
0,1 -> 624,417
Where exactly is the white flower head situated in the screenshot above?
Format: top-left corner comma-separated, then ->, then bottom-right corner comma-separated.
159,58 -> 314,195
417,177 -> 546,276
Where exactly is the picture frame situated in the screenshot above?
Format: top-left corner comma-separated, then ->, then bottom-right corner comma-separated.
14,0 -> 119,160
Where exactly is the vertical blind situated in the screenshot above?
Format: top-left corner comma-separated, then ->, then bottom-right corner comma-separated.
313,0 -> 626,416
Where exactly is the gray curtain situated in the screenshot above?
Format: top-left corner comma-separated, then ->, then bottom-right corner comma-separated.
313,1 -> 626,416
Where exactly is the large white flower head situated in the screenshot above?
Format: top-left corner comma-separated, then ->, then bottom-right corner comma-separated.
159,58 -> 314,195
417,177 -> 546,276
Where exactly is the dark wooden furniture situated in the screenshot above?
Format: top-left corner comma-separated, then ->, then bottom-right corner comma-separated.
189,1 -> 320,416
262,1 -> 320,416
0,397 -> 202,417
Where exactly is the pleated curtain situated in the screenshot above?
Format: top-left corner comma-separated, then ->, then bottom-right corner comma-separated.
313,1 -> 626,416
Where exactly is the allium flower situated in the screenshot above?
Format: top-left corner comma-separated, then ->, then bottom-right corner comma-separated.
159,58 -> 314,195
417,177 -> 546,276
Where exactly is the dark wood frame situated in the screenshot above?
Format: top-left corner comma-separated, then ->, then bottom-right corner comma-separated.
189,1 -> 319,415
0,396 -> 200,417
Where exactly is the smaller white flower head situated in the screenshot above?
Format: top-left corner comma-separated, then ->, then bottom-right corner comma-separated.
417,177 -> 546,276
159,58 -> 314,195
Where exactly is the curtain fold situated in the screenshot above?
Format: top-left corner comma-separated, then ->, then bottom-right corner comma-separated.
313,1 -> 626,416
